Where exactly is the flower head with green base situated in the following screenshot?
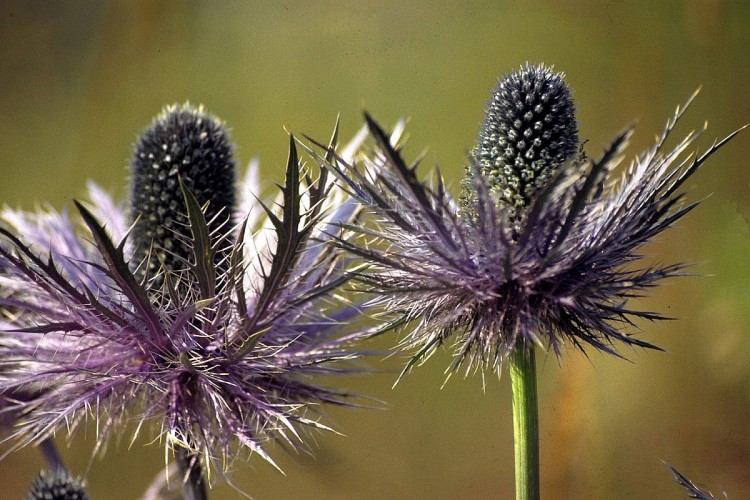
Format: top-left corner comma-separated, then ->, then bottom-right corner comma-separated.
323,63 -> 739,377
0,104 -> 370,494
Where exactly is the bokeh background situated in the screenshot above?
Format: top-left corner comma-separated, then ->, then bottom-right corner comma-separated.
1,1 -> 748,498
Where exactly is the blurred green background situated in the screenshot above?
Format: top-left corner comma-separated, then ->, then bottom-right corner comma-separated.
1,1 -> 748,498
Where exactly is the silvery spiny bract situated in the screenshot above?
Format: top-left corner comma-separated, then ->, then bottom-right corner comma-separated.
0,104 -> 371,483
669,464 -> 725,500
320,64 -> 741,379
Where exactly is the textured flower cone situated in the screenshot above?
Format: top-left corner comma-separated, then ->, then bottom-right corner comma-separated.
463,64 -> 579,230
130,104 -> 236,281
27,470 -> 88,500
474,63 -> 578,205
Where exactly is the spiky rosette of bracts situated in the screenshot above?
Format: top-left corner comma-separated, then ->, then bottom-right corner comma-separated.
318,89 -> 741,379
0,116 -> 369,479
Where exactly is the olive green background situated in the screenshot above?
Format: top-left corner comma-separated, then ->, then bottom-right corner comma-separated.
1,1 -> 748,499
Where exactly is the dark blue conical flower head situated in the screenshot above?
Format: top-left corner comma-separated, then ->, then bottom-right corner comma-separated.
27,470 -> 88,500
130,103 -> 236,277
470,63 -> 579,212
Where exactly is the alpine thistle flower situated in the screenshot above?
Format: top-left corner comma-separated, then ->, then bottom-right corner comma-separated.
321,64 -> 741,377
0,104 -> 369,491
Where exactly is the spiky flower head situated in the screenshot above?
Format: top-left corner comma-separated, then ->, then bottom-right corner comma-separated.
130,104 -> 236,278
27,470 -> 88,500
321,65 -> 740,378
0,107 -> 369,483
465,64 -> 579,215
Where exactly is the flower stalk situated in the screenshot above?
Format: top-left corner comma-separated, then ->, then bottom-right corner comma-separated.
509,343 -> 540,500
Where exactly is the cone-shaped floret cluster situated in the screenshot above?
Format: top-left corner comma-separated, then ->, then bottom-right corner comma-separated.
470,64 -> 579,211
27,470 -> 88,500
130,104 -> 236,278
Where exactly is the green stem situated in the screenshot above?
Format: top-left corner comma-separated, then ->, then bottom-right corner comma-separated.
509,343 -> 540,500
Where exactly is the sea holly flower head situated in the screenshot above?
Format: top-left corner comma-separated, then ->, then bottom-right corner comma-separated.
319,64 -> 741,379
0,104 -> 369,483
